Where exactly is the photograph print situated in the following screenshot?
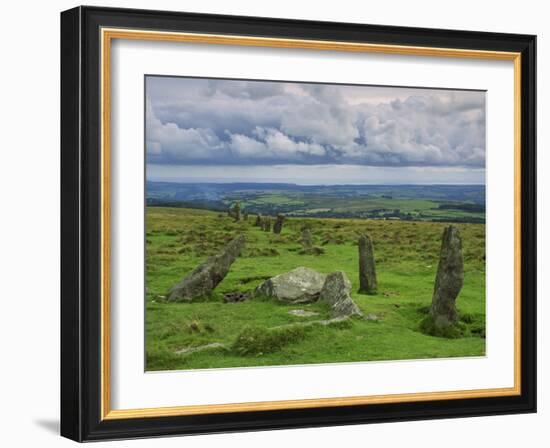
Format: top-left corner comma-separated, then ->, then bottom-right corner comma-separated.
145,75 -> 486,372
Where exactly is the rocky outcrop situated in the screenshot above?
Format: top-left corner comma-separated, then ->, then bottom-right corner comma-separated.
430,225 -> 464,328
167,234 -> 246,302
254,267 -> 326,303
319,271 -> 363,318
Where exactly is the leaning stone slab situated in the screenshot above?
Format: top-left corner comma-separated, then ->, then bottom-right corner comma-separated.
167,234 -> 245,302
254,267 -> 326,303
319,271 -> 363,318
430,225 -> 464,328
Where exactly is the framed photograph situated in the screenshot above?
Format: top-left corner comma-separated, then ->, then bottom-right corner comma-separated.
60,6 -> 536,442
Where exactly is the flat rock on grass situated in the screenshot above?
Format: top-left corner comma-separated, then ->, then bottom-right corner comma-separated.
255,267 -> 326,304
298,246 -> 325,256
175,342 -> 226,356
288,309 -> 320,317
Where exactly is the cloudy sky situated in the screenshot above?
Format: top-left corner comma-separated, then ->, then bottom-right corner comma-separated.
146,76 -> 486,185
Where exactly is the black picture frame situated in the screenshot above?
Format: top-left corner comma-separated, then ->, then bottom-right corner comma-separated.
61,5 -> 536,442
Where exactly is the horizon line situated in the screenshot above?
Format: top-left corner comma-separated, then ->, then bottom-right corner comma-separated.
146,179 -> 485,187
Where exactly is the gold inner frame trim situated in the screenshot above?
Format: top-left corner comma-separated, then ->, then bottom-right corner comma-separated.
100,27 -> 522,421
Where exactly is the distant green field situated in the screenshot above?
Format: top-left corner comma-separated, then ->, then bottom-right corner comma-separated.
222,192 -> 484,222
145,207 -> 486,371
146,182 -> 486,223
246,194 -> 305,206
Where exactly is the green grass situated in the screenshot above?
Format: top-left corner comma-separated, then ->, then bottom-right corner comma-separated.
145,207 -> 486,371
232,324 -> 308,356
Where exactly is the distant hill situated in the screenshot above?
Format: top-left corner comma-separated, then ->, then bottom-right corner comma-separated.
146,181 -> 485,223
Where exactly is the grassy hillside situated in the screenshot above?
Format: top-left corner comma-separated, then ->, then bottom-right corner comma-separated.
145,207 -> 486,371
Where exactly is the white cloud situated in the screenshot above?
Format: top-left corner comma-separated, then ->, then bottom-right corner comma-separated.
145,77 -> 485,169
146,99 -> 226,161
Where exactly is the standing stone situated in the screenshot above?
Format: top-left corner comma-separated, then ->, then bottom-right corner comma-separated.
255,214 -> 263,227
167,235 -> 246,302
358,234 -> 377,294
232,202 -> 241,221
273,214 -> 285,234
430,225 -> 464,327
319,271 -> 363,318
300,228 -> 313,248
262,217 -> 271,232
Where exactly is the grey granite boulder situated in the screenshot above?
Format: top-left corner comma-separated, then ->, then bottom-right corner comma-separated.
319,271 -> 363,318
167,234 -> 245,302
255,267 -> 326,303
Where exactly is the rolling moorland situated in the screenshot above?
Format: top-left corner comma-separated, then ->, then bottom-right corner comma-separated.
146,182 -> 486,223
145,197 -> 486,371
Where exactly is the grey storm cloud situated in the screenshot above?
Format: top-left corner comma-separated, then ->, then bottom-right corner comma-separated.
146,77 -> 485,168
